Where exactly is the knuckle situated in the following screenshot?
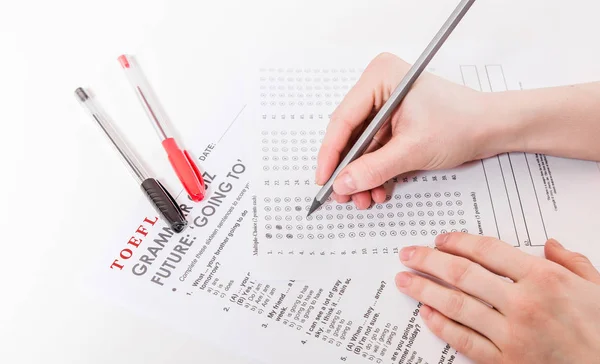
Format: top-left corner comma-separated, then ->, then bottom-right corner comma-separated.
442,232 -> 468,248
454,332 -> 474,355
511,293 -> 535,314
531,264 -> 568,286
327,114 -> 350,130
447,260 -> 473,287
410,247 -> 432,267
407,275 -> 425,297
426,310 -> 444,336
568,252 -> 591,267
445,291 -> 467,319
510,291 -> 546,322
472,236 -> 498,260
373,52 -> 397,65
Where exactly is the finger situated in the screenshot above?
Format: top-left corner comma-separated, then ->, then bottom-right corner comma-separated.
544,239 -> 600,284
316,130 -> 352,186
315,120 -> 372,185
332,137 -> 418,195
331,192 -> 351,204
419,305 -> 502,364
363,140 -> 389,204
340,137 -> 385,209
395,271 -> 507,344
351,191 -> 372,210
435,232 -> 534,281
372,118 -> 393,146
371,186 -> 387,204
399,246 -> 512,312
316,65 -> 384,185
361,137 -> 391,206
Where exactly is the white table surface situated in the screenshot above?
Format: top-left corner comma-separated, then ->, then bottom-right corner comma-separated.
2,0 -> 599,363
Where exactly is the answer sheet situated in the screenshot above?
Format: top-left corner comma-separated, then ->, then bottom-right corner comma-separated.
89,100 -> 475,364
248,61 -> 600,278
88,59 -> 600,364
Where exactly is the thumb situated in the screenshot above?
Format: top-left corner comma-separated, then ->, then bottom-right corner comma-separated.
544,238 -> 600,284
332,138 -> 419,195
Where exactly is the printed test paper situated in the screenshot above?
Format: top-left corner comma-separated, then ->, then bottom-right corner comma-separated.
88,59 -> 600,364
248,62 -> 600,278
87,101 -> 476,364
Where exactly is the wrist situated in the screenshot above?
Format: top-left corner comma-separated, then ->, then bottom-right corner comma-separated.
469,82 -> 600,162
474,91 -> 528,159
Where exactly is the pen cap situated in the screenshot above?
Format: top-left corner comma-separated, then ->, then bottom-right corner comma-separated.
75,87 -> 150,185
162,138 -> 206,202
141,178 -> 187,233
118,54 -> 174,141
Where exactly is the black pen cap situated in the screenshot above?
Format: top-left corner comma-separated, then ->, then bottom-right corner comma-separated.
141,178 -> 188,233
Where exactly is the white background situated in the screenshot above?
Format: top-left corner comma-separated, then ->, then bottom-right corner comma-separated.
1,0 -> 600,363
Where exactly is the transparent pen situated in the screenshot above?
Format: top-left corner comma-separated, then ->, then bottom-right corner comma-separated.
118,54 -> 206,202
75,87 -> 188,233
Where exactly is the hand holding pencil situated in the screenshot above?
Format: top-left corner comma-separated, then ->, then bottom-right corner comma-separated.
309,0 -> 477,214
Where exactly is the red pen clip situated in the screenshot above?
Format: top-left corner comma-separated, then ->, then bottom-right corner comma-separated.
118,54 -> 206,202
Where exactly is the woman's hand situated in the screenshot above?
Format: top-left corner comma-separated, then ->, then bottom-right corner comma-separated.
316,52 -> 514,209
395,233 -> 600,363
317,52 -> 600,210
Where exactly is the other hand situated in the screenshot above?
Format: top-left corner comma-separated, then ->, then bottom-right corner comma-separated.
395,233 -> 600,363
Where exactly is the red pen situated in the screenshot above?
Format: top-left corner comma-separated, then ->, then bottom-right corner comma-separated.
118,54 -> 205,202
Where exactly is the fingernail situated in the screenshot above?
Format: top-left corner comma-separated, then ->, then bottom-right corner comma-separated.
334,172 -> 356,194
400,247 -> 415,262
420,305 -> 433,320
351,194 -> 361,209
549,239 -> 563,248
395,272 -> 412,287
435,233 -> 449,246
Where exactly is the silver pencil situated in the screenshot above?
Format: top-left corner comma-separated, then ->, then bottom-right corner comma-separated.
308,0 -> 477,216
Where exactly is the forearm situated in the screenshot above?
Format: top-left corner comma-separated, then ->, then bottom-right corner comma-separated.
483,82 -> 600,161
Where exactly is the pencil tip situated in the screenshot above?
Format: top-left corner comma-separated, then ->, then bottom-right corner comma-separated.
307,199 -> 321,217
